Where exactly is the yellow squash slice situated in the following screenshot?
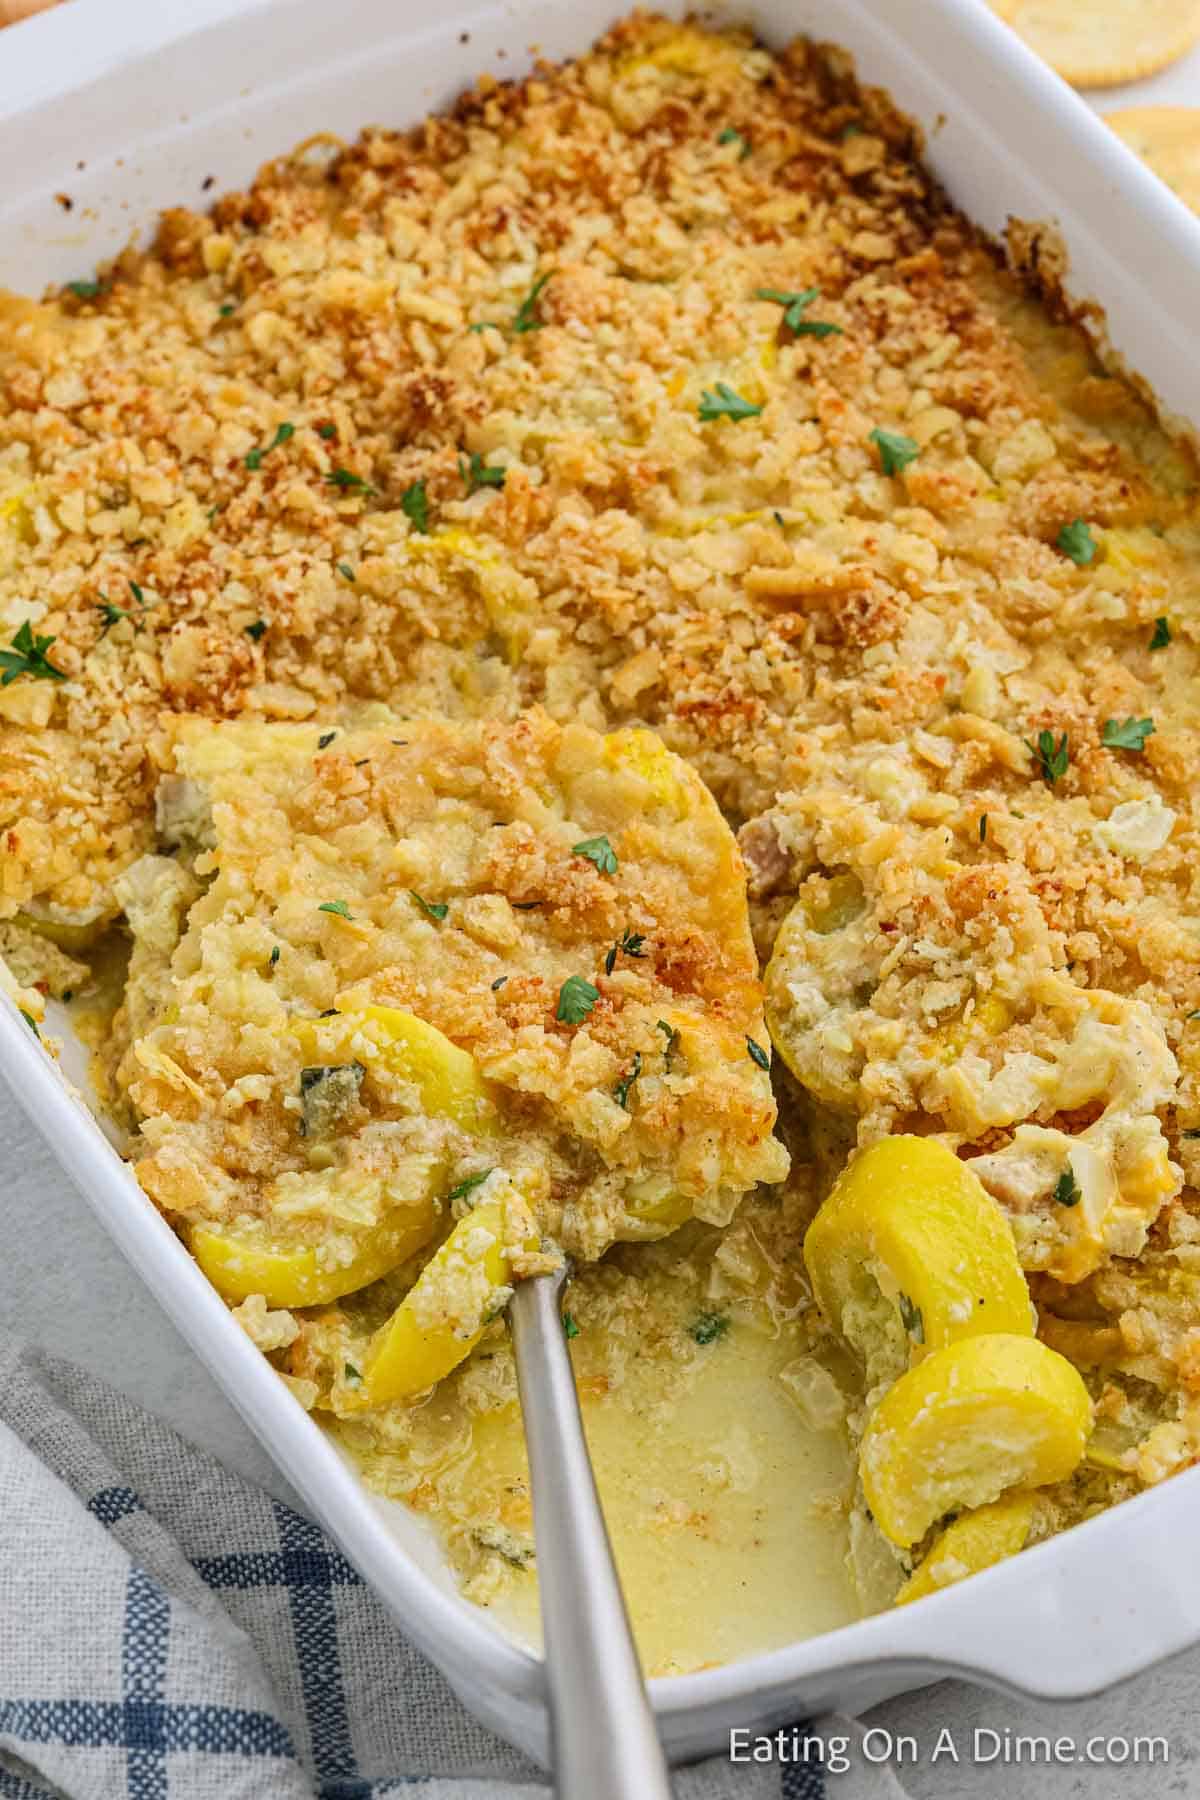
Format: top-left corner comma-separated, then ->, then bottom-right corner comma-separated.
860,1333 -> 1091,1546
354,1198 -> 533,1406
805,1136 -> 1033,1386
193,1199 -> 441,1309
895,1494 -> 1034,1606
302,1003 -> 498,1135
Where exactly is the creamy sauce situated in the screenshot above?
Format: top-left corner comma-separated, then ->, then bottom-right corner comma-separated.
487,1323 -> 860,1673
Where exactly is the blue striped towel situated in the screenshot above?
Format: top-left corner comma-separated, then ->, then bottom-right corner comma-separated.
0,1332 -> 903,1799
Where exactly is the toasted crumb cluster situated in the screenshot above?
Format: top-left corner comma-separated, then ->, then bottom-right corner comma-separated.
4,12 -> 1200,1546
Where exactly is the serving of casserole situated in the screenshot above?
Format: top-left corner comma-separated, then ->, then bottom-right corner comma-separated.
5,0 -> 1200,1764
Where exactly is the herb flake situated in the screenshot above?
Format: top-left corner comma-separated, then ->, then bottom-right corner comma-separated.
1101,715 -> 1155,752
898,1293 -> 925,1342
605,928 -> 646,976
1149,616 -> 1171,651
717,126 -> 751,159
698,382 -> 762,423
1053,1166 -> 1081,1208
410,891 -> 449,922
556,974 -> 599,1026
1026,729 -> 1069,785
513,271 -> 553,334
1057,519 -> 1097,566
447,1168 -> 494,1204
401,479 -> 430,535
245,422 -> 294,470
690,1312 -> 730,1345
563,1313 -> 580,1340
0,621 -> 67,687
244,619 -> 267,642
325,468 -> 376,496
459,452 -> 506,494
746,1036 -> 771,1071
318,900 -> 353,920
755,286 -> 842,338
613,1052 -> 642,1110
870,427 -> 920,476
572,834 -> 618,875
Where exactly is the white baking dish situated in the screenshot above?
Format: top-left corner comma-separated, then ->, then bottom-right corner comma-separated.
4,0 -> 1200,1766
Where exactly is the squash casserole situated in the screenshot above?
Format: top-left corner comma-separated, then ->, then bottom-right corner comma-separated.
4,12 -> 1200,1660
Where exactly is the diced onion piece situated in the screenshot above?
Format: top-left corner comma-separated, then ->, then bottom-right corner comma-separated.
860,1334 -> 1091,1547
895,1495 -> 1034,1606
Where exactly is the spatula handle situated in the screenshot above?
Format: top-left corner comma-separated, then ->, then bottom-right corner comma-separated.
509,1270 -> 675,1800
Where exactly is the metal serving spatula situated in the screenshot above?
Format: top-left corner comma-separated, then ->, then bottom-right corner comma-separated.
508,1264 -> 676,1800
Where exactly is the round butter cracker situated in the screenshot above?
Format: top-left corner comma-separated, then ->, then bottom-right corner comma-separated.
1106,108 -> 1200,216
1005,0 -> 1200,89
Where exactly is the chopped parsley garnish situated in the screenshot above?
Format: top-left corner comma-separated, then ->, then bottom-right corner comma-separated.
317,899 -> 353,920
556,974 -> 599,1025
66,279 -> 104,300
401,479 -> 430,534
468,320 -> 502,334
717,126 -> 751,158
218,302 -> 236,317
1026,728 -> 1069,785
459,452 -> 506,494
0,620 -> 67,687
410,891 -> 449,922
513,270 -> 553,334
19,1008 -> 40,1038
491,975 -> 508,991
746,1036 -> 771,1071
269,946 -> 281,968
1101,715 -> 1155,752
870,427 -> 920,476
979,813 -> 988,843
245,422 -> 294,470
690,1311 -> 730,1345
563,1313 -> 581,1340
755,287 -> 842,338
604,928 -> 646,976
344,1363 -> 362,1384
316,423 -> 336,440
337,563 -> 356,582
317,731 -> 337,749
572,834 -> 618,875
244,619 -> 267,642
657,1019 -> 679,1055
613,1051 -> 642,1110
1149,616 -> 1171,650
1056,519 -> 1096,566
898,1293 -> 925,1342
698,382 -> 762,422
1053,1166 -> 1080,1208
447,1168 -> 493,1204
325,468 -> 376,495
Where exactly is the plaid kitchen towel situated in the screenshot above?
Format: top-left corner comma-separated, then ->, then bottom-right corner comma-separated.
0,1333 -> 906,1799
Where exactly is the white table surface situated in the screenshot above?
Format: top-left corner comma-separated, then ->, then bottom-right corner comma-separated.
4,25 -> 1200,1796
